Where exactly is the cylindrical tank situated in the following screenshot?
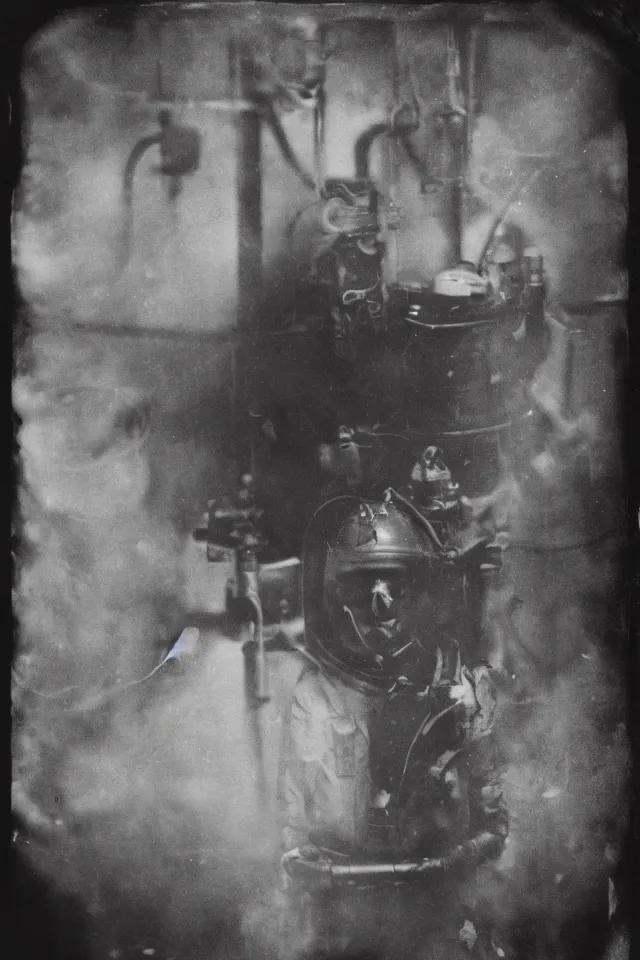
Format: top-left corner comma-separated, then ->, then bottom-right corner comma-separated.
386,285 -> 529,436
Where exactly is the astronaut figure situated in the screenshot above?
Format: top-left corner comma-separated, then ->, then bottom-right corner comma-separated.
277,490 -> 509,960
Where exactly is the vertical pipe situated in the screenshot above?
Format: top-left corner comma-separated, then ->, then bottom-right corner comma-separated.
442,25 -> 464,265
462,25 -> 478,260
312,24 -> 326,195
234,38 -> 262,477
313,87 -> 326,193
386,20 -> 400,284
237,53 -> 262,329
450,170 -> 463,266
465,26 -> 478,176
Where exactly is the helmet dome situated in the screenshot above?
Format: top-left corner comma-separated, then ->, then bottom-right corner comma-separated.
302,491 -> 463,693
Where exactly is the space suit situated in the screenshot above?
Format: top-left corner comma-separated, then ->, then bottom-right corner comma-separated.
276,491 -> 509,960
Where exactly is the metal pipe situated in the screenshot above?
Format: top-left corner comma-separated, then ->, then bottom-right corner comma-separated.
117,133 -> 163,274
244,604 -> 269,703
462,23 -> 479,254
385,21 -> 401,281
354,123 -> 392,180
465,25 -> 478,169
312,23 -> 326,194
450,174 -> 463,265
284,854 -> 448,887
332,860 -> 441,878
437,26 -> 466,264
236,55 -> 263,324
313,85 -> 326,193
234,45 -> 263,478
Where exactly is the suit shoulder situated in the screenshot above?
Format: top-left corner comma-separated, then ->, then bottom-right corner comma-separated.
291,665 -> 332,714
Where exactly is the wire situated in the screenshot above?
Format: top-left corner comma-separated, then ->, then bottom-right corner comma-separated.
476,166 -> 544,271
12,634 -> 189,714
475,144 -> 594,271
342,605 -> 377,654
11,670 -> 78,700
397,700 -> 461,803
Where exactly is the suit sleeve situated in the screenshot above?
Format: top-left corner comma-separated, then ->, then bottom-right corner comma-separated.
468,732 -> 509,845
466,664 -> 509,848
277,671 -> 324,852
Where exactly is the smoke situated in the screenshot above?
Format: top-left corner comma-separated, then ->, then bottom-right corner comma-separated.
486,645 -> 629,959
12,334 -> 278,957
463,23 -> 626,298
458,317 -> 630,957
11,15 -> 301,952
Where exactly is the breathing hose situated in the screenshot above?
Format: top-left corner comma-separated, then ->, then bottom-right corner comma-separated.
282,833 -> 502,888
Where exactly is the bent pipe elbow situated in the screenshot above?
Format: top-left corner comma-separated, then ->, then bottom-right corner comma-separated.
117,133 -> 163,275
354,123 -> 392,180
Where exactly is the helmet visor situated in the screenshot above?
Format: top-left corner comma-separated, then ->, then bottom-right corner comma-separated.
336,568 -> 407,629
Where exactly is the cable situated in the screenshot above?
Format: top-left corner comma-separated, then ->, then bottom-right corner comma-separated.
385,487 -> 445,552
11,670 -> 78,700
475,165 -> 544,271
475,143 -> 593,271
397,700 -> 461,804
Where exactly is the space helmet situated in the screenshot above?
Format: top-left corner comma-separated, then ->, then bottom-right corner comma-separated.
302,489 -> 465,694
